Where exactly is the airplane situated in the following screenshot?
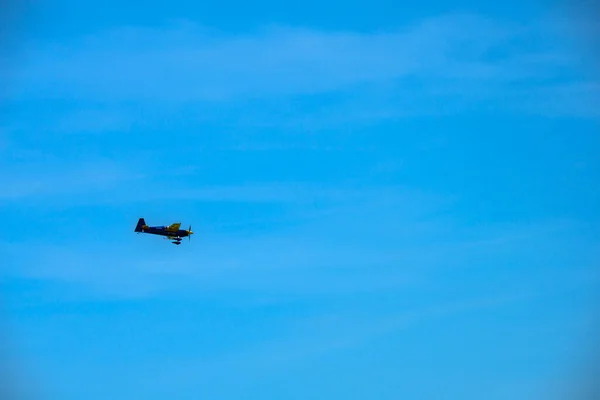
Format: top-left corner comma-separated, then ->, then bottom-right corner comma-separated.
134,218 -> 194,245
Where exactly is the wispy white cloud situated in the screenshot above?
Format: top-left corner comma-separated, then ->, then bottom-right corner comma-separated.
2,188 -> 594,303
2,10 -> 596,146
0,158 -> 144,200
94,291 -> 529,399
46,109 -> 137,135
10,12 -> 590,105
0,185 -> 439,293
19,289 -> 530,399
0,126 -> 9,152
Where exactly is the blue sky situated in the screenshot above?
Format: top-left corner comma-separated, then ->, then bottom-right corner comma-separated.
1,1 -> 600,399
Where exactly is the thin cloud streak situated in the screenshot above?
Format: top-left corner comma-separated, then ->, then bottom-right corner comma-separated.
92,291 -> 534,400
9,13 -> 588,103
1,206 -> 593,302
2,10 -> 597,144
0,159 -> 145,200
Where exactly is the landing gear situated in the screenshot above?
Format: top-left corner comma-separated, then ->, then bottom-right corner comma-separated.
172,237 -> 182,245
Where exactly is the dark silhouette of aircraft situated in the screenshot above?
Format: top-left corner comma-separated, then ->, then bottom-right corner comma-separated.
134,218 -> 194,245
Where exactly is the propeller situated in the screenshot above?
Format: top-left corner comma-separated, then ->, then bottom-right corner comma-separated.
188,225 -> 193,241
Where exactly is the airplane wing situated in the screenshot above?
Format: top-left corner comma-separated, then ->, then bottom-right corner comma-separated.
166,223 -> 181,232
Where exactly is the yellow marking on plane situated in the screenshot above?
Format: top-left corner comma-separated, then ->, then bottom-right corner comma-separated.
166,223 -> 181,232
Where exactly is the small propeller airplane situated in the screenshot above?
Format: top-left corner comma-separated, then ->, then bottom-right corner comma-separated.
134,218 -> 194,245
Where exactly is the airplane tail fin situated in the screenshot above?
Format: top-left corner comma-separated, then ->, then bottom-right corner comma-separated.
135,218 -> 146,232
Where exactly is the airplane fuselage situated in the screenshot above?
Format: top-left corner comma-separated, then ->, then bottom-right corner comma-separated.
141,226 -> 191,238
